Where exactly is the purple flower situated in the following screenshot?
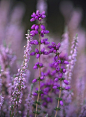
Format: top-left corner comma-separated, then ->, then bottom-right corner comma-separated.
64,80 -> 68,85
54,78 -> 58,82
31,12 -> 36,17
44,30 -> 49,34
41,15 -> 46,19
60,100 -> 63,106
30,18 -> 35,22
48,45 -> 53,49
44,41 -> 50,45
52,42 -> 56,47
36,10 -> 40,15
33,93 -> 38,96
33,65 -> 38,69
32,79 -> 37,83
41,39 -> 44,43
36,54 -> 40,59
35,62 -> 39,66
40,76 -> 44,80
39,63 -> 43,67
41,25 -> 45,30
35,48 -> 39,53
33,40 -> 38,45
31,24 -> 36,29
53,50 -> 57,53
65,86 -> 70,90
35,25 -> 39,30
41,11 -> 45,15
43,51 -> 49,55
64,61 -> 69,64
56,43 -> 61,49
53,86 -> 57,89
30,52 -> 35,56
35,15 -> 38,20
42,102 -> 47,107
41,48 -> 45,53
30,41 -> 34,44
49,48 -> 54,53
34,30 -> 38,34
41,33 -> 44,37
63,69 -> 66,73
51,70 -> 56,75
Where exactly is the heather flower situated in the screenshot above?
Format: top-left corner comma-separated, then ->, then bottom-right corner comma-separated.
32,79 -> 37,83
30,10 -> 50,116
65,34 -> 78,82
60,100 -> 63,106
10,30 -> 32,116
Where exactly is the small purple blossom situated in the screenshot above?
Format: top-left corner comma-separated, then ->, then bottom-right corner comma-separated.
60,100 -> 63,106
32,79 -> 37,83
64,80 -> 69,85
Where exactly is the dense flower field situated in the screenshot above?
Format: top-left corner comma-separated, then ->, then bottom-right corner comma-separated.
0,7 -> 86,117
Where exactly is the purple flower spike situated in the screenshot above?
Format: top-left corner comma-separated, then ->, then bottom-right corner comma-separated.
30,52 -> 36,56
60,100 -> 63,106
32,79 -> 37,83
36,54 -> 40,59
64,80 -> 68,85
41,25 -> 45,30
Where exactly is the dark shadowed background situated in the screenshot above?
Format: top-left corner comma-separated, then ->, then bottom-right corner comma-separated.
9,0 -> 86,36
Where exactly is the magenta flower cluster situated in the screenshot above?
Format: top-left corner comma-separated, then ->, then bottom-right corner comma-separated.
0,10 -> 79,117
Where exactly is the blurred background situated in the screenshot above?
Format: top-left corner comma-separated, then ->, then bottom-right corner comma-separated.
0,0 -> 86,58
0,0 -> 86,52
